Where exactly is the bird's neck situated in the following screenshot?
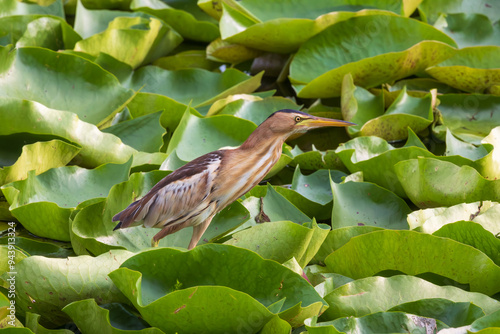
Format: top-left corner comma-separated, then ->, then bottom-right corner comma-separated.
239,122 -> 286,153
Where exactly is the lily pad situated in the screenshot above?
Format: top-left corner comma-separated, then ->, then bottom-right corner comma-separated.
330,179 -> 411,229
74,16 -> 183,69
63,299 -> 165,334
153,50 -> 219,71
0,236 -> 73,258
130,0 -> 219,43
225,220 -> 330,267
289,147 -> 348,172
306,311 -> 448,333
325,230 -> 500,295
122,66 -> 263,108
436,94 -> 500,144
395,157 -> 500,208
426,46 -> 500,93
15,250 -> 133,327
0,46 -> 135,127
0,0 -> 64,18
290,15 -> 457,98
109,244 -> 328,329
25,313 -> 73,334
321,275 -> 500,320
418,0 -> 500,25
408,201 -> 500,235
434,13 -> 500,48
70,170 -> 249,255
1,159 -> 132,241
388,298 -> 485,327
103,111 -> 165,153
0,140 -> 80,186
166,109 -> 256,161
0,15 -> 81,49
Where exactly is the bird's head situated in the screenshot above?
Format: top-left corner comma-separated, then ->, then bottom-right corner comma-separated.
265,109 -> 355,136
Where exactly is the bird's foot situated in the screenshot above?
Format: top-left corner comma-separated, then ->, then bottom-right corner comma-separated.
151,238 -> 160,247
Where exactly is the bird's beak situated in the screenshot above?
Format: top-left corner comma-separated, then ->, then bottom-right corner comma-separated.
302,117 -> 356,128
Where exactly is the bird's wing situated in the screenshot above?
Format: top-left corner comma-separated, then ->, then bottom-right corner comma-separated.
113,151 -> 223,229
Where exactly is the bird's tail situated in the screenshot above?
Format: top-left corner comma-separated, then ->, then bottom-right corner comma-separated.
112,200 -> 143,230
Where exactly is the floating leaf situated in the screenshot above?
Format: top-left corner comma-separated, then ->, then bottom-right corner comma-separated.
63,299 -> 165,334
306,311 -> 448,333
388,298 -> 485,327
225,220 -> 329,267
74,16 -> 183,69
2,160 -> 131,241
418,0 -> 500,25
426,46 -> 500,93
123,66 -> 263,108
436,94 -> 500,144
290,15 -> 456,98
206,38 -> 263,64
103,111 -> 165,153
15,250 -> 133,327
408,201 -> 500,235
434,13 -> 500,48
131,0 -> 219,43
395,157 -> 500,208
153,50 -> 219,71
109,245 -> 327,329
0,46 -> 134,126
25,313 -> 73,334
0,15 -> 81,49
321,275 -> 500,320
0,140 -> 80,186
325,230 -> 500,295
0,237 -> 73,258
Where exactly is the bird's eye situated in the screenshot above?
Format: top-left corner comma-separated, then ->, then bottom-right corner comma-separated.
294,116 -> 301,123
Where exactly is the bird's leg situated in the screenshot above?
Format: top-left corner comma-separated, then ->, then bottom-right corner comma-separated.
151,222 -> 188,248
188,216 -> 214,250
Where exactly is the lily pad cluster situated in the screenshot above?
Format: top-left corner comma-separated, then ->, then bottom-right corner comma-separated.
1,0 -> 500,333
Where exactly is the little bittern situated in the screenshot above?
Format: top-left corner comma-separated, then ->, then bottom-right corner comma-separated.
113,109 -> 354,249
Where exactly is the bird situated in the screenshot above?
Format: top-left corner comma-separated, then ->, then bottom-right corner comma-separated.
112,109 -> 354,249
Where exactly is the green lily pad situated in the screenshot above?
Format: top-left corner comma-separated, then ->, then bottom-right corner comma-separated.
289,147 -> 348,172
130,0 -> 219,43
25,313 -> 73,334
0,245 -> 28,289
0,98 -> 154,168
314,226 -> 383,264
63,299 -> 165,334
237,185 -> 311,234
290,15 -> 457,98
426,46 -> 500,93
418,0 -> 500,25
330,179 -> 411,229
225,220 -> 330,267
109,244 -> 327,329
206,38 -> 263,64
0,46 -> 135,127
15,250 -> 133,327
1,159 -> 132,241
220,3 -> 408,53
433,221 -> 500,266
0,237 -> 73,258
306,311 -> 448,333
408,201 -> 500,235
0,15 -> 81,49
103,111 -> 165,153
395,157 -> 500,208
70,170 -> 249,255
166,109 -> 256,161
325,230 -> 500,295
74,16 -> 183,69
0,0 -> 64,18
388,298 -> 485,327
434,13 -> 500,48
321,275 -> 500,320
470,309 -> 500,332
153,50 -> 219,71
436,94 -> 500,144
123,66 -> 263,108
335,130 -> 436,197
0,140 -> 80,186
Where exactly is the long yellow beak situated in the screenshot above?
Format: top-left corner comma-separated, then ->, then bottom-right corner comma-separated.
302,117 -> 356,128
